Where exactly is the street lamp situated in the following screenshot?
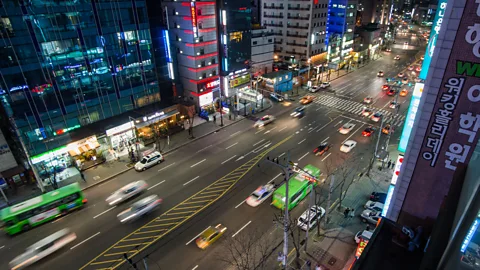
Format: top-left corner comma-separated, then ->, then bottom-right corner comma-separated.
128,116 -> 141,161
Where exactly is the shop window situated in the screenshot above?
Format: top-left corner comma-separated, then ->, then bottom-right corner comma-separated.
201,61 -> 206,67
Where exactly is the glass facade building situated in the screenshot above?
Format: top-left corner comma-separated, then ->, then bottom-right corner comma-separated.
0,0 -> 161,156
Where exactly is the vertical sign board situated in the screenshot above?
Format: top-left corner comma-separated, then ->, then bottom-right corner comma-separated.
398,83 -> 424,152
190,2 -> 198,38
403,1 -> 480,221
419,0 -> 448,80
0,129 -> 17,172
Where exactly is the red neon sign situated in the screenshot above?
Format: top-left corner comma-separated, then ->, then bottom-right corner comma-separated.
206,80 -> 220,89
190,3 -> 198,38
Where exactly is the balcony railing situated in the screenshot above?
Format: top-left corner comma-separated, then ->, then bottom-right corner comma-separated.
287,25 -> 309,29
287,7 -> 310,11
287,16 -> 309,20
265,23 -> 284,27
286,42 -> 307,47
285,51 -> 306,56
263,5 -> 284,10
264,14 -> 284,18
286,33 -> 308,38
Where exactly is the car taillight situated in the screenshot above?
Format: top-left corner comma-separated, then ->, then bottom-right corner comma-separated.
82,198 -> 88,204
314,148 -> 318,153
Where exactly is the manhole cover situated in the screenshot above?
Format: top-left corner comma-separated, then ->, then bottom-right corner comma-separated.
328,257 -> 337,265
93,176 -> 101,181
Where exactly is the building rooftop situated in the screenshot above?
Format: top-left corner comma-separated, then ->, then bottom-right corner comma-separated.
352,218 -> 424,270
261,70 -> 291,79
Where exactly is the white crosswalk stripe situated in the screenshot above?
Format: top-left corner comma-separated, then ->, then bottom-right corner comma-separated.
313,94 -> 407,127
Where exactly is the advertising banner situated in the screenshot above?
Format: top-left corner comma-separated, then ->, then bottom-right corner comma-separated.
419,0 -> 447,80
405,0 -> 480,219
229,73 -> 251,88
398,83 -> 424,152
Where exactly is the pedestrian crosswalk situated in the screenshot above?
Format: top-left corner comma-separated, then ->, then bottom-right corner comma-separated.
313,94 -> 406,127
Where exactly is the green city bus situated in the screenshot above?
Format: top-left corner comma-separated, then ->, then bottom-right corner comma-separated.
0,183 -> 87,235
272,164 -> 321,210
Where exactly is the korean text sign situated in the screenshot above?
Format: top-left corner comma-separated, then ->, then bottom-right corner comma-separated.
404,0 -> 480,220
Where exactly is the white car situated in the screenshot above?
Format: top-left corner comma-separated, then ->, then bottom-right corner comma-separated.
117,195 -> 163,223
320,81 -> 330,89
394,55 -> 400,60
135,151 -> 164,171
363,97 -> 373,104
402,78 -> 409,84
360,209 -> 382,224
297,205 -> 325,231
245,184 -> 275,207
309,85 -> 320,93
397,72 -> 404,78
106,180 -> 148,206
364,200 -> 385,212
9,229 -> 77,270
354,230 -> 373,244
361,107 -> 373,117
408,66 -> 414,71
340,140 -> 357,153
339,123 -> 356,134
371,112 -> 382,122
254,115 -> 275,127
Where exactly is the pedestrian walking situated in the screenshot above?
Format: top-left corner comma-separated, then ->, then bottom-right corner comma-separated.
344,208 -> 350,218
387,160 -> 392,169
391,162 -> 395,169
306,260 -> 312,269
213,114 -> 216,124
349,208 -> 355,218
315,264 -> 323,270
80,172 -> 86,182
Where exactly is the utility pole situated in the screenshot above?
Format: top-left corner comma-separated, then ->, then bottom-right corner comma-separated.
374,115 -> 385,158
304,184 -> 314,252
324,175 -> 335,229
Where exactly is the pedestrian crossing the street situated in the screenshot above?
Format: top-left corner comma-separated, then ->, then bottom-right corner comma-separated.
313,94 -> 406,127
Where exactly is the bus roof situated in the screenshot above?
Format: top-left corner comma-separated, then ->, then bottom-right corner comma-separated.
0,183 -> 82,220
274,164 -> 321,196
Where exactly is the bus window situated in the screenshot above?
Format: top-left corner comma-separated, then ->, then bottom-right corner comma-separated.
291,190 -> 302,203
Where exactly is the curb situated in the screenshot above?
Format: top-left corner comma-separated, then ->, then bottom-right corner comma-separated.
81,116 -> 247,192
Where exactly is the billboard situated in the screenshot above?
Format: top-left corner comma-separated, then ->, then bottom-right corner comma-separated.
398,83 -> 424,152
419,0 -> 447,80
403,0 -> 480,220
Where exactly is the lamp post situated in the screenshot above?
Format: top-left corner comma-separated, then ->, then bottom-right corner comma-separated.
307,58 -> 311,81
128,116 -> 141,160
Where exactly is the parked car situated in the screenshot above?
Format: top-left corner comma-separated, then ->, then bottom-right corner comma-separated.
319,81 -> 330,89
364,200 -> 385,212
360,209 -> 382,224
397,72 -> 404,78
135,152 -> 164,171
354,230 -> 373,244
370,192 -> 388,203
309,85 -> 320,93
297,206 -> 325,231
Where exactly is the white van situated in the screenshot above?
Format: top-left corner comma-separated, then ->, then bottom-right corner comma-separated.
354,229 -> 373,244
10,229 -> 77,270
134,151 -> 164,171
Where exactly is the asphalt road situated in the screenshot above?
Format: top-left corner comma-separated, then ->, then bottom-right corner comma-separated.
0,33 -> 423,270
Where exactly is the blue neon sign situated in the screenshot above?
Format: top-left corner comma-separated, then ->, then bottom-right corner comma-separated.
419,0 -> 447,80
398,83 -> 423,152
461,219 -> 479,253
382,185 -> 395,217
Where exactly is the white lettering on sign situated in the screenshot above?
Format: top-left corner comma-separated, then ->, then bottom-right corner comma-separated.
143,111 -> 165,122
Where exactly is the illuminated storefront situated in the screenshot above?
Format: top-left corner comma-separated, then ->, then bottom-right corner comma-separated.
105,122 -> 136,151
134,108 -> 180,145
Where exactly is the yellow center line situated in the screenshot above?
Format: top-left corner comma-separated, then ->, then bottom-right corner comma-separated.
104,251 -> 136,257
207,184 -> 231,190
181,199 -> 213,205
166,210 -> 198,216
197,189 -> 224,195
188,194 -> 219,200
143,222 -> 178,228
154,216 -> 184,221
172,205 -> 204,211
120,236 -> 156,242
113,242 -> 152,249
80,135 -> 292,270
133,229 -> 167,235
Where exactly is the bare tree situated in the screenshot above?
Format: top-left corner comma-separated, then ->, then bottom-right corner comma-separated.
177,103 -> 196,139
334,155 -> 362,211
272,211 -> 304,268
216,228 -> 277,270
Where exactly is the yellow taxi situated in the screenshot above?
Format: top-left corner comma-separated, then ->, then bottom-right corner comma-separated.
195,224 -> 227,249
300,95 -> 315,105
382,124 -> 391,135
400,89 -> 408,97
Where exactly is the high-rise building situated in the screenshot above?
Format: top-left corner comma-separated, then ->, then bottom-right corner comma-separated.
326,0 -> 358,69
358,0 -> 390,25
161,0 -> 220,110
261,0 -> 330,63
0,0 -> 173,188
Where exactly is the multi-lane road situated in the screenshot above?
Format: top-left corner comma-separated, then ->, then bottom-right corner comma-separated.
0,35 -> 423,270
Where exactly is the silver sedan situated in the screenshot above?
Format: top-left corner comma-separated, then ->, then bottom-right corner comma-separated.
117,195 -> 163,223
106,180 -> 148,206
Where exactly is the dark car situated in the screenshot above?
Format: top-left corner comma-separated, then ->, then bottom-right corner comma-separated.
370,192 -> 388,203
362,126 -> 375,137
313,142 -> 331,156
270,93 -> 284,102
291,106 -> 306,118
387,89 -> 396,96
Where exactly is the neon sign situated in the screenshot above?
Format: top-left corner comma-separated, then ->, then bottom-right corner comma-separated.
206,79 -> 220,89
191,3 -> 198,38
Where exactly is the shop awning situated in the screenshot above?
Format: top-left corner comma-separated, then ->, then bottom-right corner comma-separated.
135,110 -> 180,129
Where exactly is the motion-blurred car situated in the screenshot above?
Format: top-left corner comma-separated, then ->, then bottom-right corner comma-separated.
270,92 -> 284,102
297,206 -> 325,231
361,107 -> 373,117
9,229 -> 77,270
382,124 -> 391,135
135,151 -> 164,171
320,81 -> 331,89
385,48 -> 392,52
363,97 -> 373,104
106,180 -> 148,206
370,192 -> 388,203
387,89 -> 396,96
408,66 -> 414,71
382,84 -> 391,91
364,201 -> 385,212
313,142 -> 331,156
300,95 -> 315,104
309,85 -> 320,93
362,126 -> 375,137
246,184 -> 275,207
355,230 -> 373,244
339,123 -> 356,134
400,89 -> 408,97
389,101 -> 398,109
291,106 -> 306,118
117,195 -> 162,223
371,112 -> 382,122
196,224 -> 227,249
361,209 -> 382,224
340,140 -> 357,153
254,115 -> 275,127
377,71 -> 384,77
394,55 -> 401,60
397,72 -> 404,78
